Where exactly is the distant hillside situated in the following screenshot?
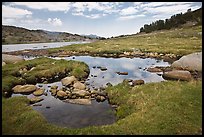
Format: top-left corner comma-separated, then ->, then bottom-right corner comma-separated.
140,7 -> 202,33
81,34 -> 106,39
2,25 -> 94,44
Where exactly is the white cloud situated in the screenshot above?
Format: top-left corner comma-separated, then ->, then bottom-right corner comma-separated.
72,11 -> 84,16
140,2 -> 194,8
13,2 -> 71,12
143,4 -> 194,15
117,15 -> 138,21
134,2 -> 144,5
85,14 -> 101,19
71,2 -> 87,12
71,2 -> 116,19
137,14 -> 146,17
2,5 -> 32,25
117,13 -> 146,21
2,5 -> 32,19
120,7 -> 138,16
47,18 -> 62,26
71,2 -> 120,15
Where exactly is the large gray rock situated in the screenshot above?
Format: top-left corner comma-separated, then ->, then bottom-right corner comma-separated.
171,52 -> 202,72
2,54 -> 24,64
63,99 -> 91,105
61,76 -> 77,86
73,81 -> 86,90
12,84 -> 37,94
162,70 -> 192,81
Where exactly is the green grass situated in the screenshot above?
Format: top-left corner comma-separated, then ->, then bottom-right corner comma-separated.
48,25 -> 202,56
2,80 -> 202,135
2,57 -> 89,96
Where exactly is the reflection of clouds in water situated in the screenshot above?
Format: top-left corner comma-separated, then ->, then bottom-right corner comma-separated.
143,73 -> 164,83
119,61 -> 137,71
90,69 -> 102,76
63,56 -> 170,88
132,70 -> 145,79
88,72 -> 120,88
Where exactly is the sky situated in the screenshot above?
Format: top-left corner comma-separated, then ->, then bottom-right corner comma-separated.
2,2 -> 202,38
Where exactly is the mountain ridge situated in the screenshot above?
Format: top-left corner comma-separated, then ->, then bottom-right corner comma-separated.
2,25 -> 95,44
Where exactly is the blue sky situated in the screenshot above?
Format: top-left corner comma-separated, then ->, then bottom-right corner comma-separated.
2,2 -> 202,38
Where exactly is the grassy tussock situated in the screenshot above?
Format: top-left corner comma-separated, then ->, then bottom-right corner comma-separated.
2,57 -> 89,96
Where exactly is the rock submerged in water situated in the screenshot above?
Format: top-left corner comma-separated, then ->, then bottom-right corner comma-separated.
116,72 -> 128,75
162,70 -> 192,81
100,67 -> 107,71
12,84 -> 37,94
147,67 -> 163,72
33,89 -> 44,96
63,99 -> 91,105
29,97 -> 44,104
171,52 -> 202,72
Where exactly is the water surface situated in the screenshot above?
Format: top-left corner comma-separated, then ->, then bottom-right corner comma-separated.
53,56 -> 170,89
2,41 -> 91,52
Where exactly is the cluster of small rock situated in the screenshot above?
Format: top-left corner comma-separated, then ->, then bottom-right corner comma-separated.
50,76 -> 108,103
12,75 -> 109,105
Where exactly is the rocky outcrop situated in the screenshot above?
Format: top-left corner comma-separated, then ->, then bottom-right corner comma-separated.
2,54 -> 24,64
12,84 -> 37,94
61,76 -> 77,86
171,52 -> 202,72
162,70 -> 192,81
